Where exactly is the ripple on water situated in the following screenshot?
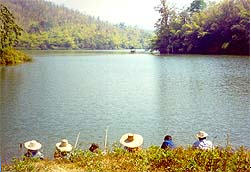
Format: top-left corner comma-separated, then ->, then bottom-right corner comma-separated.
0,53 -> 249,162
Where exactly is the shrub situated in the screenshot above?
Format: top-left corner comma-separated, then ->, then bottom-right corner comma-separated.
2,146 -> 250,172
0,48 -> 32,65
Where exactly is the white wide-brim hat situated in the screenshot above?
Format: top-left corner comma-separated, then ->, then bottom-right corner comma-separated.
196,131 -> 208,138
56,139 -> 73,152
120,133 -> 143,148
24,140 -> 42,150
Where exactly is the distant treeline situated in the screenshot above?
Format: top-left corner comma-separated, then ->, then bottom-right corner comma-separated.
151,0 -> 250,55
0,0 -> 152,50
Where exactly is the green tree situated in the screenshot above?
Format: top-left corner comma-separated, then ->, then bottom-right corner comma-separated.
188,0 -> 207,13
0,4 -> 23,52
151,0 -> 249,55
151,0 -> 175,54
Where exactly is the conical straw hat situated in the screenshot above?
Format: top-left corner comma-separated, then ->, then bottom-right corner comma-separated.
24,140 -> 42,150
56,139 -> 73,152
120,133 -> 143,148
196,131 -> 208,138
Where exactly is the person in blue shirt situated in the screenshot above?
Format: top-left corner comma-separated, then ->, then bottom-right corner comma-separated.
161,135 -> 175,149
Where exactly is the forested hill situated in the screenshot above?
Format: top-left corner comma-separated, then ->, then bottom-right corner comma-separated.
0,0 -> 152,50
151,0 -> 250,55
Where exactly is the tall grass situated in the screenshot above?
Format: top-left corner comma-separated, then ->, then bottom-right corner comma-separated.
2,146 -> 250,172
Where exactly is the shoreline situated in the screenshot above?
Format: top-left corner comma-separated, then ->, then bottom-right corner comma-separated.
0,48 -> 32,66
23,48 -> 250,56
1,139 -> 250,165
2,145 -> 250,171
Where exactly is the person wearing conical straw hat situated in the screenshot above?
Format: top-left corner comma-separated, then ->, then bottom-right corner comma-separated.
54,139 -> 73,159
193,131 -> 213,150
120,133 -> 143,152
24,140 -> 44,159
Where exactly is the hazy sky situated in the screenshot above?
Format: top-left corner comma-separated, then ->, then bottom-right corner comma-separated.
48,0 -> 210,30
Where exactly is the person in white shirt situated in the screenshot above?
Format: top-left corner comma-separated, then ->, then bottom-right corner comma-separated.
24,140 -> 44,159
193,131 -> 213,150
54,139 -> 73,159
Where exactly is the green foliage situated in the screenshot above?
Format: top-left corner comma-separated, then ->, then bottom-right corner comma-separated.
151,0 -> 250,55
0,4 -> 23,51
0,47 -> 32,65
3,157 -> 39,172
0,3 -> 32,65
188,0 -> 207,13
1,0 -> 152,50
3,146 -> 250,172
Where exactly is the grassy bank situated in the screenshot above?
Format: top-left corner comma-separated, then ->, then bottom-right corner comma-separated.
0,48 -> 32,65
2,146 -> 250,172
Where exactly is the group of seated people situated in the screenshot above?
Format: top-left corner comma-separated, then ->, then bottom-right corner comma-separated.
120,130 -> 213,152
24,139 -> 99,160
23,130 -> 213,159
161,131 -> 213,150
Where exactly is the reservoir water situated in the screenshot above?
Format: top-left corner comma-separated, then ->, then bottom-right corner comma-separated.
0,51 -> 249,162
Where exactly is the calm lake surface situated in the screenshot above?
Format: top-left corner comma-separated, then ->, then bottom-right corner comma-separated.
0,51 -> 249,162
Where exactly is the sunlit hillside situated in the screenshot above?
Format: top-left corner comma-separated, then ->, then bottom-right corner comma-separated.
0,0 -> 152,50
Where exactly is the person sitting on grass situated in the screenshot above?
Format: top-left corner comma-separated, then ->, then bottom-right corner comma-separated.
161,135 -> 175,149
89,143 -> 100,153
54,139 -> 73,159
193,131 -> 213,150
120,133 -> 143,152
24,140 -> 44,159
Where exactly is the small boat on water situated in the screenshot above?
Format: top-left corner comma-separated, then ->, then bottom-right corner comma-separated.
130,49 -> 136,53
130,46 -> 136,53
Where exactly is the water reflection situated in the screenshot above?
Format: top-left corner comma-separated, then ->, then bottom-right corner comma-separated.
0,66 -> 26,163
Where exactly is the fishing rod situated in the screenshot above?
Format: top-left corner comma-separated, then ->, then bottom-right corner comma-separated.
74,132 -> 80,149
104,126 -> 109,153
18,142 -> 25,156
